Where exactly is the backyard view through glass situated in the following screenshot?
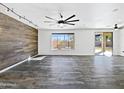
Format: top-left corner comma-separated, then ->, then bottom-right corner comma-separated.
95,32 -> 113,56
51,33 -> 74,50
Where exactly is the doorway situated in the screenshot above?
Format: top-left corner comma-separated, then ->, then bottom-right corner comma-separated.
95,32 -> 113,56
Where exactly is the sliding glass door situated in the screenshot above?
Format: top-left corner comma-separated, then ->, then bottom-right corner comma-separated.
95,32 -> 113,56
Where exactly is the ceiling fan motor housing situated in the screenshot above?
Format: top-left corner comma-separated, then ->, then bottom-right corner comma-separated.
114,24 -> 118,29
58,20 -> 65,24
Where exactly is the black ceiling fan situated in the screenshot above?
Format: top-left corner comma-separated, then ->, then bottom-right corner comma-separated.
114,24 -> 124,30
44,13 -> 79,26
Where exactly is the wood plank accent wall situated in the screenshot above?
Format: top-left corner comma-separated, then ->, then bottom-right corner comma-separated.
0,12 -> 38,70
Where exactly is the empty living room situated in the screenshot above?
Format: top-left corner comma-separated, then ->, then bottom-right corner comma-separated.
0,0 -> 124,92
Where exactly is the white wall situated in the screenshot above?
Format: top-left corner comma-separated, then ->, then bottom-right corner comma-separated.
38,29 -> 120,55
120,29 -> 124,56
113,30 -> 120,55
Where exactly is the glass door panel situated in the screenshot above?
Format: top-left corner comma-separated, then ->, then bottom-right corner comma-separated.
95,32 -> 113,56
95,32 -> 104,55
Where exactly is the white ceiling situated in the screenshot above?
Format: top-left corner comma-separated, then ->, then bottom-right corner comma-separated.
3,3 -> 124,29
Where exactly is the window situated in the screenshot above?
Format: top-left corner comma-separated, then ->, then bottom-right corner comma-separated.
51,33 -> 74,50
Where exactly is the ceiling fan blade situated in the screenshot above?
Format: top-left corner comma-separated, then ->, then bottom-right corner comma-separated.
60,13 -> 63,18
44,21 -> 55,23
119,25 -> 124,29
66,19 -> 79,22
64,15 -> 76,21
45,16 -> 57,21
64,22 -> 75,25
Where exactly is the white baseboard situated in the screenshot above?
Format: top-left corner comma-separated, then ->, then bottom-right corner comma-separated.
31,56 -> 46,60
0,55 -> 46,74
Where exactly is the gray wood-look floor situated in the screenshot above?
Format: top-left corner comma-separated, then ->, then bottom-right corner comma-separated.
0,55 -> 124,89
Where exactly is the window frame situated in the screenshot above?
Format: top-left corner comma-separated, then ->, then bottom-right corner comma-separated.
51,33 -> 75,50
